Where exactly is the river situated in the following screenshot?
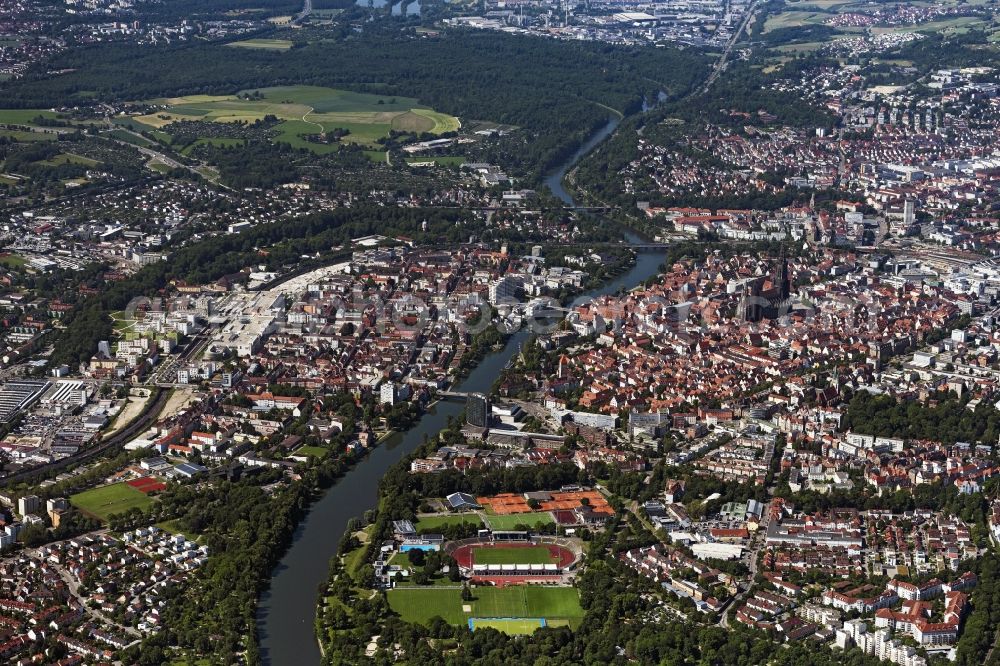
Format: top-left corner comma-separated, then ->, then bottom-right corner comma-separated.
256,114 -> 664,665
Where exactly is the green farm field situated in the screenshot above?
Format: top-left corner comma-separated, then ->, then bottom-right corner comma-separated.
37,153 -> 100,167
133,85 -> 460,151
0,109 -> 60,125
0,129 -> 56,142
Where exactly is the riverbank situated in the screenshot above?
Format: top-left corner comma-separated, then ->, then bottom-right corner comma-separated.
256,111 -> 668,666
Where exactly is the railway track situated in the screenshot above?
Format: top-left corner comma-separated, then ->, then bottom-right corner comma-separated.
0,387 -> 169,488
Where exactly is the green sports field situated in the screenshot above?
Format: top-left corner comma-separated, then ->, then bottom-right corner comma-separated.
71,482 -> 153,521
471,545 -> 556,565
485,512 -> 555,531
414,514 -> 483,532
387,586 -> 584,629
226,38 -> 294,50
469,618 -> 545,634
133,85 -> 460,152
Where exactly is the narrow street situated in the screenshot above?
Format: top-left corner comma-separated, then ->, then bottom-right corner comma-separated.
27,542 -> 142,639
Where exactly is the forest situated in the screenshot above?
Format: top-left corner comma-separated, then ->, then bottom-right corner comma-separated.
842,391 -> 1000,446
3,29 -> 708,178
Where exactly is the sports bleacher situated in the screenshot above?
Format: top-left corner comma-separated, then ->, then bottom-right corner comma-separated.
471,563 -> 561,576
491,530 -> 529,542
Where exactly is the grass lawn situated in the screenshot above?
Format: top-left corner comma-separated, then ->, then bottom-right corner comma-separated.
485,513 -> 555,531
786,0 -> 856,7
0,109 -> 59,124
180,137 -> 246,155
876,15 -> 988,34
388,551 -> 412,567
471,545 -> 556,565
226,38 -> 294,50
71,482 -> 153,521
294,445 -> 329,459
414,514 -> 483,532
469,618 -> 545,634
149,130 -> 172,144
0,254 -> 25,268
156,518 -> 200,542
763,10 -> 830,32
343,545 -> 368,577
0,129 -> 55,142
108,129 -> 154,147
274,120 -> 341,153
148,159 -> 173,174
405,156 -> 465,166
388,586 -> 584,628
138,85 -> 459,151
113,116 -> 160,133
771,41 -> 827,54
37,152 -> 99,167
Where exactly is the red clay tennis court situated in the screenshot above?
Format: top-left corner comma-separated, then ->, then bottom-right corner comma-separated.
477,493 -> 532,515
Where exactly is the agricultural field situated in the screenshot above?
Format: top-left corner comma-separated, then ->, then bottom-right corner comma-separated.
414,513 -> 483,532
471,545 -> 557,565
35,152 -> 100,167
387,586 -> 584,628
405,156 -> 466,167
0,109 -> 60,125
70,482 -> 154,521
872,15 -> 989,34
180,138 -> 247,155
132,85 -> 460,152
484,512 -> 556,531
226,38 -> 294,50
763,0 -> 994,45
0,129 -> 56,142
108,129 -> 154,147
762,10 -> 830,32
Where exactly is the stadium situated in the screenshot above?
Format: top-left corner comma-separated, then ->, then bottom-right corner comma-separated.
447,532 -> 581,586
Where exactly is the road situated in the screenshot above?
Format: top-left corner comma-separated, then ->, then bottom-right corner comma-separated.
43,546 -> 143,639
696,0 -> 765,96
147,333 -> 211,387
718,517 -> 766,628
98,118 -> 233,190
292,0 -> 312,25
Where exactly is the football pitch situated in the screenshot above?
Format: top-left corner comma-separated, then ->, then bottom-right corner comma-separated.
71,482 -> 153,521
472,545 -> 556,565
387,586 -> 584,628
